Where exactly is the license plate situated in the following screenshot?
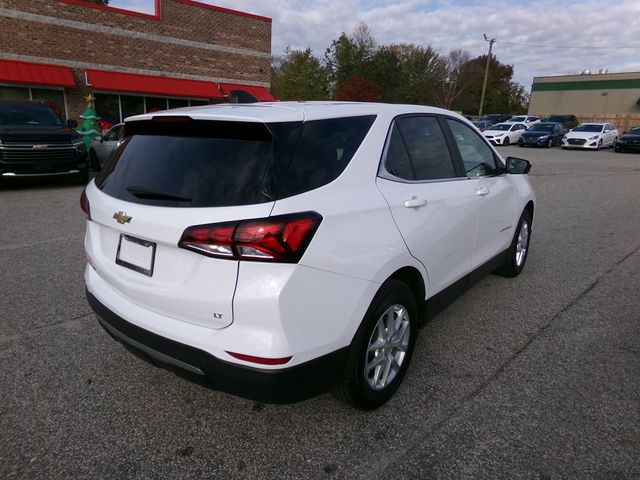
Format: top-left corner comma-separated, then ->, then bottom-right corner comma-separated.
115,234 -> 156,277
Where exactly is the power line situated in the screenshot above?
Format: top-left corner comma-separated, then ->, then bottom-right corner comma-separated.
496,40 -> 637,50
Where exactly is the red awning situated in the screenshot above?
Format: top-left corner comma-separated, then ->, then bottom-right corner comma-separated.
0,59 -> 75,88
220,83 -> 277,101
86,69 -> 222,99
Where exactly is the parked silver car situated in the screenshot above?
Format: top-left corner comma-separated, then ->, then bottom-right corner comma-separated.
89,124 -> 124,170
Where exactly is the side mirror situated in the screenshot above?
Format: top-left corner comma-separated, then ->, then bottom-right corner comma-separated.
506,156 -> 532,175
67,119 -> 78,128
95,135 -> 103,143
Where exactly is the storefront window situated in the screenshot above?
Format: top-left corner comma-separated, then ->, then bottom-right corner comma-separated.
0,86 -> 30,101
145,96 -> 167,113
0,86 -> 68,121
31,88 -> 66,121
93,93 -> 211,126
121,95 -> 144,121
168,98 -> 189,109
95,93 -> 120,131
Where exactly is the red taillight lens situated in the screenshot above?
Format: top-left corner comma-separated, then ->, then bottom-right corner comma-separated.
226,351 -> 292,366
178,212 -> 322,263
80,188 -> 91,220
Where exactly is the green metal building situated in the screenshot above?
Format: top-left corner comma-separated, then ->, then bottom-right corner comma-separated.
528,72 -> 640,130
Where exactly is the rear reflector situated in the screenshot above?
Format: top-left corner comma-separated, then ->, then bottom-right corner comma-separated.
226,351 -> 293,366
178,212 -> 322,263
80,188 -> 91,220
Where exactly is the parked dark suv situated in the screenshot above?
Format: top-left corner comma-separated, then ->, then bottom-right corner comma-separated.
0,101 -> 87,183
543,114 -> 579,134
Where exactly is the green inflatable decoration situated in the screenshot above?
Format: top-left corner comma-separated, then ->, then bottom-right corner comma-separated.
77,95 -> 102,149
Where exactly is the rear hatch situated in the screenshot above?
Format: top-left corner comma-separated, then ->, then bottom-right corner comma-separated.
85,117 -> 301,329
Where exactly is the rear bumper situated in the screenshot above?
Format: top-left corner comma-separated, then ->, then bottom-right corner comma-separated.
86,290 -> 349,404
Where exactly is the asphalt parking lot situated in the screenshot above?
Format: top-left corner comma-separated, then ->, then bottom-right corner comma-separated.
1,146 -> 639,479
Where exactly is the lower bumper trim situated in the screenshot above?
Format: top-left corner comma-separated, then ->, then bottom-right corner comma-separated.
86,290 -> 349,404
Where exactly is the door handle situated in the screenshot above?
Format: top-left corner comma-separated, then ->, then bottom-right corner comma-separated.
476,187 -> 490,197
404,197 -> 427,209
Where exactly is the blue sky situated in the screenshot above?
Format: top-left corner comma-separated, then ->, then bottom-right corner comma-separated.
107,0 -> 640,90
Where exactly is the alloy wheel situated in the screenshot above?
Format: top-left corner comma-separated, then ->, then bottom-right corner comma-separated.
365,304 -> 410,391
515,221 -> 530,267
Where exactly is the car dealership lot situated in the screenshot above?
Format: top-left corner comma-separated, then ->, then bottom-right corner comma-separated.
1,147 -> 639,479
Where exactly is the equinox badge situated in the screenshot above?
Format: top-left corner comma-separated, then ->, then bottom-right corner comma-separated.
113,211 -> 132,224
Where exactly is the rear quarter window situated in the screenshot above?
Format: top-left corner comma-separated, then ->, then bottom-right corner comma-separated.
278,115 -> 376,198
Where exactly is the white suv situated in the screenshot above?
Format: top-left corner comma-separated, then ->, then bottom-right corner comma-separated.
82,102 -> 535,409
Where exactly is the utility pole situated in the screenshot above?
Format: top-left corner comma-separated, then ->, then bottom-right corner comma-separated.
478,34 -> 495,118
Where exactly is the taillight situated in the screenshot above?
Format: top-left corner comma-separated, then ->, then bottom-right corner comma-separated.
80,188 -> 91,220
178,212 -> 322,263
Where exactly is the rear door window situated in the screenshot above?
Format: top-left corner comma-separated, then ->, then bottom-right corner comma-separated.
384,116 -> 456,181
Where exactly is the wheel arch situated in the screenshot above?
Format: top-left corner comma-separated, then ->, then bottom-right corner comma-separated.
524,200 -> 534,227
387,266 -> 426,322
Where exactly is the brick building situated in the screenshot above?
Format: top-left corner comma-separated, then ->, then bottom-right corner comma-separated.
0,0 -> 275,130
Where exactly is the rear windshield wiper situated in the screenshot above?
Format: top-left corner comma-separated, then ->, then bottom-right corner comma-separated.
126,186 -> 192,202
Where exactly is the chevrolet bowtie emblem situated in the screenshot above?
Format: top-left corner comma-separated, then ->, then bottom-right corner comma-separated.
113,211 -> 132,224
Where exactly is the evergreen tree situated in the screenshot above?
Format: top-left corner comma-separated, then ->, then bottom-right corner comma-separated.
271,48 -> 330,100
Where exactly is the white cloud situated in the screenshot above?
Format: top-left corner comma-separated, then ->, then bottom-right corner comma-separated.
198,0 -> 640,90
109,0 -> 155,13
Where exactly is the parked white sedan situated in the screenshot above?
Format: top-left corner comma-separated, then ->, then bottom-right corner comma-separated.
506,115 -> 541,127
482,123 -> 528,146
561,123 -> 619,150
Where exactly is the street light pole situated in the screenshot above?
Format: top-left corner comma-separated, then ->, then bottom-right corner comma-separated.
478,34 -> 495,118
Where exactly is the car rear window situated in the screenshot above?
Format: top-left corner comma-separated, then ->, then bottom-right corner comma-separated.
95,115 -> 375,207
95,119 -> 300,208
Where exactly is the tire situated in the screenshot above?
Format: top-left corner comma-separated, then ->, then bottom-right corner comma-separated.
547,138 -> 553,148
611,137 -> 617,149
503,137 -> 510,146
73,168 -> 90,185
333,279 -> 418,410
597,140 -> 603,151
494,209 -> 532,278
615,145 -> 623,153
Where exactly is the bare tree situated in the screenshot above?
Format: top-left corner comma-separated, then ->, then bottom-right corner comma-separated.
438,49 -> 473,110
